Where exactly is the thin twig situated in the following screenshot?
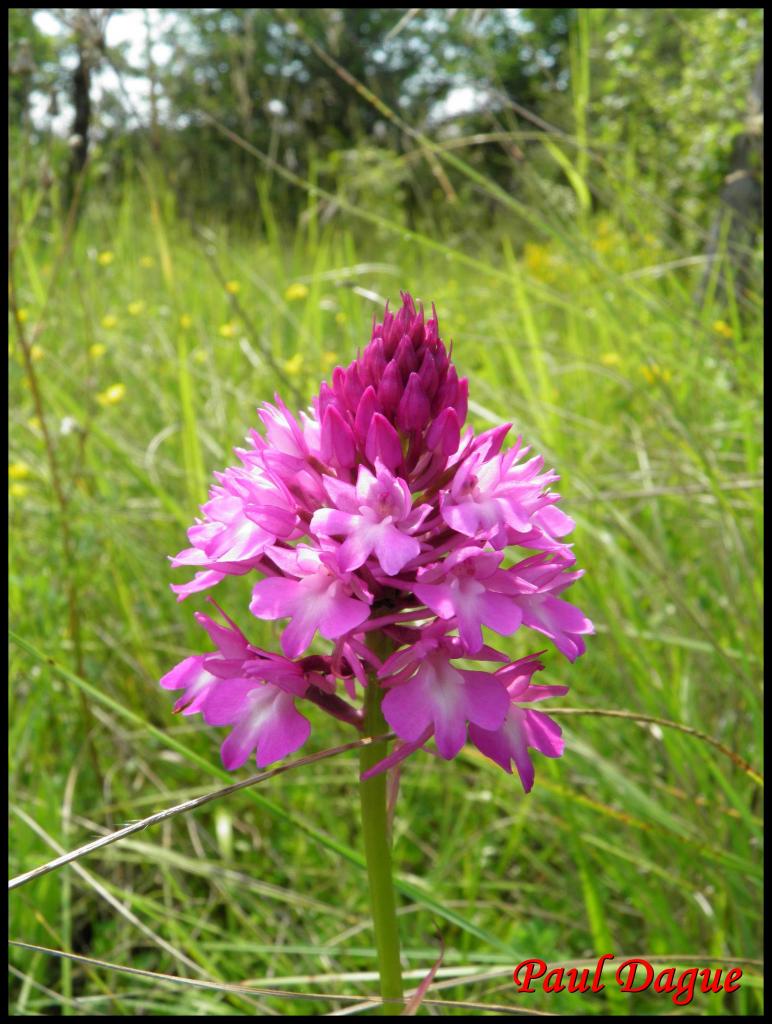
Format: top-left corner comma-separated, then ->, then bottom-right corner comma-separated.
7,940 -> 558,1014
8,735 -> 392,891
549,707 -> 763,784
9,941 -> 761,1015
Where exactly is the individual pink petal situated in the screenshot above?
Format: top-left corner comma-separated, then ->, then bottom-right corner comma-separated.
281,612 -> 319,659
412,581 -> 456,620
534,503 -> 575,537
214,684 -> 311,769
338,521 -> 379,572
382,677 -> 434,744
160,655 -> 219,716
523,709 -> 564,759
477,591 -> 523,638
316,586 -> 371,639
221,718 -> 262,769
249,577 -> 300,619
194,612 -> 248,660
460,670 -> 510,731
310,508 -> 357,537
373,524 -> 421,576
255,695 -> 311,766
360,726 -> 433,780
170,570 -> 225,600
519,593 -> 593,661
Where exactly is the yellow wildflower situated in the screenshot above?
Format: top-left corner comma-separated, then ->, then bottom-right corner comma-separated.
284,282 -> 309,302
10,482 -> 28,498
97,383 -> 126,407
713,319 -> 733,339
27,417 -> 41,432
9,462 -> 31,480
193,348 -> 208,364
600,352 -> 621,367
322,351 -> 339,369
101,314 -> 118,330
139,255 -> 155,269
89,343 -> 107,359
30,344 -> 44,362
283,353 -> 304,376
523,242 -> 555,281
97,250 -> 115,267
218,322 -> 237,339
17,308 -> 29,323
640,363 -> 672,385
179,314 -> 193,329
127,300 -> 145,316
225,280 -> 241,295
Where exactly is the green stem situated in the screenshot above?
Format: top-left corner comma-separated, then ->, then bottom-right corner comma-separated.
359,661 -> 404,1013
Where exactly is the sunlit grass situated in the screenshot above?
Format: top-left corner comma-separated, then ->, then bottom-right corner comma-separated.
8,133 -> 762,1016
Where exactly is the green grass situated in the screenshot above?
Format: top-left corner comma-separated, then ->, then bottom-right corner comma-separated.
8,135 -> 763,1017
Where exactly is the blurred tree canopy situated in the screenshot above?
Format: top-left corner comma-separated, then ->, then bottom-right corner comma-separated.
8,7 -> 764,242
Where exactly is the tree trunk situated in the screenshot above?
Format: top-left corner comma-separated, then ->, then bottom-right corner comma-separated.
697,57 -> 763,308
63,9 -> 112,214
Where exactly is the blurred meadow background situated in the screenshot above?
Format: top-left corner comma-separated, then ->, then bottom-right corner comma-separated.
8,7 -> 763,1016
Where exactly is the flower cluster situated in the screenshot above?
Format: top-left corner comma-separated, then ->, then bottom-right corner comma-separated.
161,294 -> 592,791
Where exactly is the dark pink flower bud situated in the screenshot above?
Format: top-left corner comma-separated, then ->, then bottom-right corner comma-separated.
394,333 -> 419,377
397,372 -> 430,431
317,381 -> 335,419
453,377 -> 469,423
426,407 -> 461,455
438,364 -> 458,413
418,349 -> 439,395
354,385 -> 379,442
331,366 -> 347,404
321,405 -> 356,468
365,412 -> 403,471
361,337 -> 386,387
378,360 -> 403,414
343,364 -> 364,410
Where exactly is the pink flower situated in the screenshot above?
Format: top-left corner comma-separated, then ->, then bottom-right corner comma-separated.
441,434 -> 559,547
469,656 -> 568,792
380,638 -> 510,759
203,680 -> 311,769
160,655 -> 220,715
249,546 -> 371,657
412,547 -> 522,653
311,461 -> 430,576
496,553 -> 595,661
161,292 -> 591,790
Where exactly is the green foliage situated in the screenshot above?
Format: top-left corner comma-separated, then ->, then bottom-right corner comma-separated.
8,159 -> 763,1012
590,9 -> 763,234
11,8 -> 763,232
7,6 -> 763,1016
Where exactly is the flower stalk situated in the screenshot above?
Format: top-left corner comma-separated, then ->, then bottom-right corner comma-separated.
358,634 -> 403,1012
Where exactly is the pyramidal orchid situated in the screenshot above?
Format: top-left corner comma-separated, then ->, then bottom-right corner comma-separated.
160,292 -> 592,1008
